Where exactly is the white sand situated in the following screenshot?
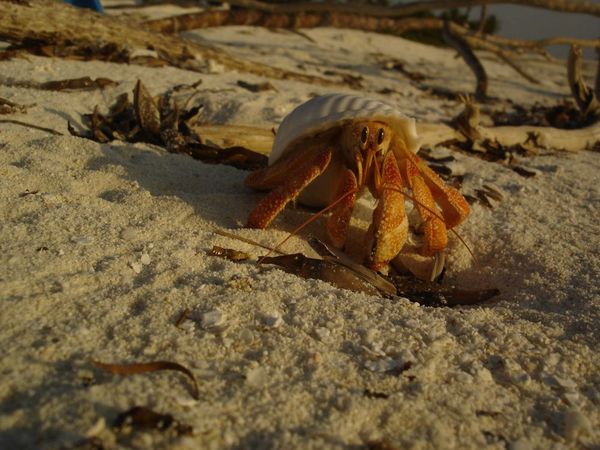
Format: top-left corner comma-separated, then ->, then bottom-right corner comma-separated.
1,12 -> 599,450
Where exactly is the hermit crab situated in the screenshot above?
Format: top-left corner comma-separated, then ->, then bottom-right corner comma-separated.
245,93 -> 470,272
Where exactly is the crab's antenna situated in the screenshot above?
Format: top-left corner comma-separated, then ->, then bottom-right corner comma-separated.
382,186 -> 476,263
257,188 -> 359,264
212,228 -> 286,255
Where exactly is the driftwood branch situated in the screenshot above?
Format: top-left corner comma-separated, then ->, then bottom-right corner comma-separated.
143,9 -> 444,35
596,47 -> 600,99
143,8 -> 600,54
442,21 -> 488,100
226,0 -> 600,18
567,45 -> 599,116
0,0 -> 337,87
196,120 -> 600,155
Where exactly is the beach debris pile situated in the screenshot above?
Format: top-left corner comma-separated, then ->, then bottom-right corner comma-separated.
71,80 -> 267,170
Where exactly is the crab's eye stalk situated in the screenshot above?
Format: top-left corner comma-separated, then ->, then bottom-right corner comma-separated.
377,128 -> 385,145
360,127 -> 368,144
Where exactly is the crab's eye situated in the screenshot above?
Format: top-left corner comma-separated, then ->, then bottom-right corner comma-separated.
377,128 -> 385,145
360,127 -> 368,144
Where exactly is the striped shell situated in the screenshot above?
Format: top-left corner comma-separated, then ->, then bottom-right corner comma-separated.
270,93 -> 421,164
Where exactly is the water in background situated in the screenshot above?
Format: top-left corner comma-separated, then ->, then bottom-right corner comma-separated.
485,4 -> 599,59
391,0 -> 599,60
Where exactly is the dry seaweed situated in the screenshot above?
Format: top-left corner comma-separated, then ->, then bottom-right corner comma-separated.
114,406 -> 193,436
511,166 -> 537,178
491,100 -> 595,130
379,58 -> 426,82
208,245 -> 250,261
322,70 -> 364,89
174,308 -> 190,327
481,184 -> 504,202
78,80 -> 268,170
19,189 -> 39,197
237,80 -> 276,93
0,97 -> 29,114
475,189 -> 495,209
260,253 -> 393,296
0,119 -> 62,135
308,237 -> 397,296
391,275 -> 500,307
92,360 -> 199,400
39,77 -> 118,91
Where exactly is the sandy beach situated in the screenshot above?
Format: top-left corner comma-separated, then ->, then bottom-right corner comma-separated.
1,2 -> 599,449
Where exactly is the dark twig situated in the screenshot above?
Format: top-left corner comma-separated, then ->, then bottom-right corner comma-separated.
568,44 -> 599,117
476,4 -> 487,34
0,119 -> 63,135
442,21 -> 488,100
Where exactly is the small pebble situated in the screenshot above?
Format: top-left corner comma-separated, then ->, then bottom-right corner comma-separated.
70,235 -> 92,245
554,375 -> 578,390
174,396 -> 198,407
509,437 -> 533,450
201,310 -> 224,329
261,312 -> 283,329
85,417 -> 106,438
129,261 -> 143,274
140,253 -> 151,265
364,357 -> 398,373
120,227 -> 138,241
246,366 -> 267,387
238,328 -> 255,345
314,327 -> 331,342
563,409 -> 592,441
511,373 -> 531,386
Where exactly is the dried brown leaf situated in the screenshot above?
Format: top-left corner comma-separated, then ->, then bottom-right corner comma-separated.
39,77 -> 118,91
261,253 -> 390,296
475,189 -> 494,209
92,360 -> 199,400
391,275 -> 500,307
237,80 -> 276,93
208,245 -> 250,262
133,80 -> 161,137
174,309 -> 190,328
481,184 -> 504,201
0,119 -> 62,135
511,166 -> 537,178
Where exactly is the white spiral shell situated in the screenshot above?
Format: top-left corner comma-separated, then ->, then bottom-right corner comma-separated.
270,93 -> 421,164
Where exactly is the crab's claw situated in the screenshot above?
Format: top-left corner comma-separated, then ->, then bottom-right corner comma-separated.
366,151 -> 409,271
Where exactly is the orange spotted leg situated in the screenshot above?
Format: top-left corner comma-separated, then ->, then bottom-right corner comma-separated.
401,159 -> 448,256
412,155 -> 470,229
368,151 -> 409,271
326,169 -> 358,249
246,146 -> 333,229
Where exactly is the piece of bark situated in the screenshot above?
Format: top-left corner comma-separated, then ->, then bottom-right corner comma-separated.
143,9 -> 444,35
198,121 -> 599,153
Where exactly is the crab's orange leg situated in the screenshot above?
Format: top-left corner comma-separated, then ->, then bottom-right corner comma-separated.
246,147 -> 332,229
401,159 -> 448,256
245,146 -> 324,190
326,169 -> 358,249
368,152 -> 409,271
412,156 -> 470,229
